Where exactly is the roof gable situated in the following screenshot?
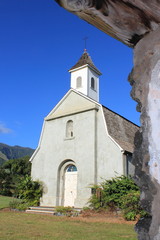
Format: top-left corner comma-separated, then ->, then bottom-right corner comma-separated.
45,90 -> 138,153
45,89 -> 99,120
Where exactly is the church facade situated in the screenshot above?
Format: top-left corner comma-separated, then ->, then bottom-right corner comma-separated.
30,51 -> 139,208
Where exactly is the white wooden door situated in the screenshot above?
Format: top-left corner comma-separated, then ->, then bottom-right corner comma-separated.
64,170 -> 77,207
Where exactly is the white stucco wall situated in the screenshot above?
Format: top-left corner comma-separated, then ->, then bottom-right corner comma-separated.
31,91 -> 124,208
70,66 -> 88,95
70,66 -> 99,102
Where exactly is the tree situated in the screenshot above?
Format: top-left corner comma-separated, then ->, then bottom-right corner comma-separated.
0,156 -> 31,196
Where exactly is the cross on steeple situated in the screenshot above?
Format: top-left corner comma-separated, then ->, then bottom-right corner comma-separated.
83,37 -> 88,51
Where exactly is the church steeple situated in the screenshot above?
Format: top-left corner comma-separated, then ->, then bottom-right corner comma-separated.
69,50 -> 102,102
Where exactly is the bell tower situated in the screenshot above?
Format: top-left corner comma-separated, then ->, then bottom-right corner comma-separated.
69,50 -> 102,102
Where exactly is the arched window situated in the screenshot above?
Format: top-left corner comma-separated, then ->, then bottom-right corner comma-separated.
66,165 -> 77,172
66,120 -> 73,138
76,76 -> 82,88
91,77 -> 95,90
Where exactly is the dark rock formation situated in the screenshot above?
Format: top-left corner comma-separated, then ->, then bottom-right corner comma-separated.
130,27 -> 160,239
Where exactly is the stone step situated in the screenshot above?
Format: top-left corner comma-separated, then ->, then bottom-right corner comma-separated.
26,206 -> 82,215
29,206 -> 55,211
26,206 -> 55,215
26,209 -> 54,215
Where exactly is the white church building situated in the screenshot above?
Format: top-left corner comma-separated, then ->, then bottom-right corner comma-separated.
30,50 -> 139,208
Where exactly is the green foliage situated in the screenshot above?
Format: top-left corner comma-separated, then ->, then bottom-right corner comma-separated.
55,206 -> 79,217
89,185 -> 103,210
89,193 -> 102,210
82,207 -> 90,211
89,175 -> 148,220
9,198 -> 31,211
0,156 -> 31,196
55,206 -> 72,214
17,175 -> 43,206
0,156 -> 42,209
0,167 -> 13,196
9,199 -> 22,209
8,175 -> 43,210
2,155 -> 31,176
102,176 -> 139,209
121,191 -> 148,221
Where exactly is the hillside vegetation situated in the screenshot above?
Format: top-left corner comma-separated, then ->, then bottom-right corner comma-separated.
0,143 -> 34,165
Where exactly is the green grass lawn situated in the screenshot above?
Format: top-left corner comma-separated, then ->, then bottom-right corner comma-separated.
0,195 -> 14,209
0,212 -> 137,240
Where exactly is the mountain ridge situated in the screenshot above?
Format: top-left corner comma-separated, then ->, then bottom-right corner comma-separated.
0,143 -> 34,165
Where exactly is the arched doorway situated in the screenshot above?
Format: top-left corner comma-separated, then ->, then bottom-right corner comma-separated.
64,164 -> 77,207
57,161 -> 77,207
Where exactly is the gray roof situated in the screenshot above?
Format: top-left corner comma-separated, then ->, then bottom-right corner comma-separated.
69,50 -> 101,75
102,106 -> 139,153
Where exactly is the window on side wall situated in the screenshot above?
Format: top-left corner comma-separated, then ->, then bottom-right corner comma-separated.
66,120 -> 73,138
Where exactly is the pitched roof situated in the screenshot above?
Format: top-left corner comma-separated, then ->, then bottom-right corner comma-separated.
102,106 -> 139,153
69,50 -> 101,75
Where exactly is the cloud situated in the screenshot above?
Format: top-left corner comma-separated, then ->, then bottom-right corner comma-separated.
0,122 -> 12,134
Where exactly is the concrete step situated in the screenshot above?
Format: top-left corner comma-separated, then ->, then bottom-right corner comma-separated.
26,209 -> 54,215
26,206 -> 82,215
29,206 -> 55,211
26,206 -> 55,215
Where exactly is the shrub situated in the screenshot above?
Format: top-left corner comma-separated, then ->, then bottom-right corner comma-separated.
89,175 -> 148,220
9,199 -> 31,211
9,199 -> 22,209
16,202 -> 31,211
102,176 -> 139,209
55,206 -> 72,214
89,185 -> 103,210
17,175 -> 43,206
89,176 -> 139,209
8,176 -> 43,211
121,191 -> 148,221
55,206 -> 79,217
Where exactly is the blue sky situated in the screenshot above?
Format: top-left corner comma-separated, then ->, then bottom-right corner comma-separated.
0,0 -> 140,149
